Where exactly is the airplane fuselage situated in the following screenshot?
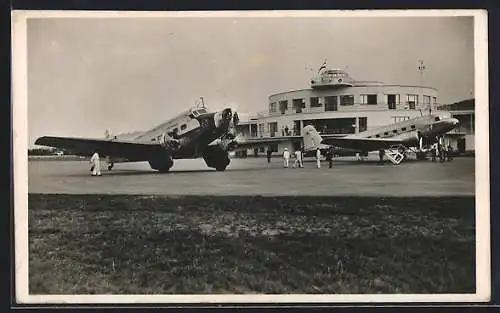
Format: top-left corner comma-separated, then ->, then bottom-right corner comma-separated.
106,107 -> 238,171
341,114 -> 459,150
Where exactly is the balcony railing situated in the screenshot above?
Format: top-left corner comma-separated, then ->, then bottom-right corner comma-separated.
264,103 -> 447,116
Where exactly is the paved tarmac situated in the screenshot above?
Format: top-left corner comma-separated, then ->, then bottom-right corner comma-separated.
28,155 -> 475,196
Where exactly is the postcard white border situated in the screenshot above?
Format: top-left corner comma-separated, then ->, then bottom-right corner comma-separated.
12,9 -> 490,304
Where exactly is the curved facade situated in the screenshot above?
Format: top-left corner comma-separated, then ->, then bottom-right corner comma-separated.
237,68 -> 442,156
261,69 -> 438,137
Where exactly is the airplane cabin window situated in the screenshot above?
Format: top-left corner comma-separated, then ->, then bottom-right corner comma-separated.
401,127 -> 407,131
375,134 -> 380,138
392,129 -> 398,133
181,124 -> 187,131
411,125 -> 416,129
384,132 -> 389,136
435,117 -> 440,121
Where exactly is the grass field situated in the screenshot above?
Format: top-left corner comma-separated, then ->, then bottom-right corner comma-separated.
28,194 -> 475,294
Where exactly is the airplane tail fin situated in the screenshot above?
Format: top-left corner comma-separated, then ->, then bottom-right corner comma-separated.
302,125 -> 323,151
105,129 -> 111,139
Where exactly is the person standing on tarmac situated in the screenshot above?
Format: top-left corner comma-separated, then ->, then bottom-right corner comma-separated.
90,151 -> 102,176
315,147 -> 322,168
447,145 -> 454,161
283,148 -> 290,168
294,149 -> 303,168
325,147 -> 334,168
431,143 -> 437,162
266,148 -> 272,163
378,148 -> 385,165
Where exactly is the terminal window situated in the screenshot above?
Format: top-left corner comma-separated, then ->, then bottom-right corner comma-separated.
406,94 -> 418,110
325,96 -> 338,111
387,94 -> 399,110
269,102 -> 277,113
359,117 -> 367,132
340,95 -> 354,106
293,98 -> 304,113
268,122 -> 278,137
423,95 -> 431,105
361,94 -> 377,105
279,100 -> 288,114
310,97 -> 321,107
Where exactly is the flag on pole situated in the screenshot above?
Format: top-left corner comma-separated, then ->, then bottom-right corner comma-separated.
318,60 -> 327,73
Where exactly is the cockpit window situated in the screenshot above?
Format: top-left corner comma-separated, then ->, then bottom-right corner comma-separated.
191,108 -> 207,117
434,116 -> 440,121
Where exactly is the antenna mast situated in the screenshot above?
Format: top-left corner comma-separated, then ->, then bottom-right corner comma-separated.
417,59 -> 429,114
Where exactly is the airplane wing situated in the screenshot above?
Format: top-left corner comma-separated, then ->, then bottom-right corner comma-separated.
34,136 -> 166,161
226,135 -> 300,151
321,137 -> 406,151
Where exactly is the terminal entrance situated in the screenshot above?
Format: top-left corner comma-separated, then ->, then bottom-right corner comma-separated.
303,118 -> 356,135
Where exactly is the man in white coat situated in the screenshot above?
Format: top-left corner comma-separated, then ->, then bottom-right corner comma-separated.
293,149 -> 303,168
316,148 -> 322,168
283,148 -> 290,168
90,151 -> 102,176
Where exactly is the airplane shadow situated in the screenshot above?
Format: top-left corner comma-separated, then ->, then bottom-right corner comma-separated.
63,166 -> 286,177
60,159 -> 431,177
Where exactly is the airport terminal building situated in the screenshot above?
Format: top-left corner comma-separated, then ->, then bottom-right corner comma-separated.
437,99 -> 475,153
236,67 -> 467,156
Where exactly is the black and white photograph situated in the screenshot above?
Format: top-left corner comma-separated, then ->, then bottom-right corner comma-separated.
12,10 -> 490,304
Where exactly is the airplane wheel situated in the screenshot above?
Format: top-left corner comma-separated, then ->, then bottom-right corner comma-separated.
215,166 -> 227,171
157,163 -> 173,173
108,163 -> 114,171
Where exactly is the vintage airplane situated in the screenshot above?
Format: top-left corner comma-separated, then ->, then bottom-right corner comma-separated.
34,105 -> 289,172
302,113 -> 460,164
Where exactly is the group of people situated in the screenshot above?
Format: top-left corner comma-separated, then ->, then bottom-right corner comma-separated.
431,143 -> 454,162
269,142 -> 456,169
271,147 -> 332,169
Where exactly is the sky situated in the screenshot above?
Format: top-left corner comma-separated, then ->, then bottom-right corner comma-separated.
25,14 -> 475,147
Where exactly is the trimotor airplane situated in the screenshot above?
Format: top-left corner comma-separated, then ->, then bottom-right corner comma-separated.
34,105 -> 289,172
302,113 -> 460,164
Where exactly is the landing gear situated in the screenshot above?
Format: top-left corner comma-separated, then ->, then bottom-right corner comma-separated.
202,146 -> 230,171
107,163 -> 114,171
148,156 -> 174,173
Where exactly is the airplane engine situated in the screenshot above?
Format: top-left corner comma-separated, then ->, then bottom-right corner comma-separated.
214,107 -> 239,130
148,133 -> 181,173
231,111 -> 239,128
159,132 -> 181,152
